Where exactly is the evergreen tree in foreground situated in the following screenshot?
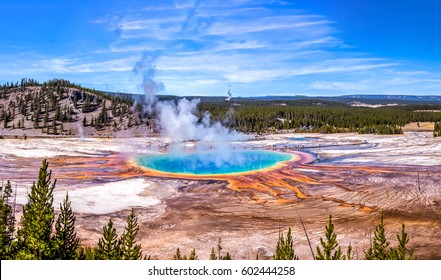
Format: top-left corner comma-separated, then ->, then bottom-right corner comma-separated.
389,224 -> 415,260
172,248 -> 200,260
274,227 -> 298,260
188,248 -> 198,260
0,180 -> 15,259
120,208 -> 142,260
209,247 -> 217,260
365,214 -> 390,260
95,219 -> 121,260
52,193 -> 80,259
221,252 -> 232,260
0,159 -> 149,260
345,244 -> 354,260
83,246 -> 97,260
316,215 -> 344,260
15,159 -> 55,259
173,248 -> 186,260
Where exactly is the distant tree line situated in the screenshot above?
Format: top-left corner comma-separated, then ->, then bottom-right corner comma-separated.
199,102 -> 441,135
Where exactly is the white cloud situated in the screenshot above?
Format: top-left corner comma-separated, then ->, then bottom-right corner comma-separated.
1,1 -> 440,96
309,69 -> 441,95
206,16 -> 331,35
311,81 -> 372,91
212,40 -> 266,52
119,17 -> 185,31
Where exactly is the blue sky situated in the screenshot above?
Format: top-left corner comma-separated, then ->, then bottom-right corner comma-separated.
0,0 -> 440,96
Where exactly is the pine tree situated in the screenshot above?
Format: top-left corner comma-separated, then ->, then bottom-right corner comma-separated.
94,116 -> 100,130
209,247 -> 217,260
54,106 -> 61,122
99,101 -> 108,125
43,110 -> 48,127
33,115 -> 38,128
221,252 -> 232,260
95,219 -> 121,260
82,94 -> 91,113
173,248 -> 186,260
316,215 -> 343,260
345,244 -> 354,260
15,159 -> 56,259
434,121 -> 440,137
120,208 -> 142,260
0,180 -> 15,259
83,246 -> 97,260
389,224 -> 415,260
364,214 -> 390,260
52,193 -> 80,259
364,247 -> 374,260
188,248 -> 198,260
3,111 -> 8,128
274,227 -> 298,260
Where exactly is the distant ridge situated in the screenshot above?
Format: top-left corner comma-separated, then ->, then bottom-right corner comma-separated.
243,94 -> 441,105
250,94 -> 441,101
340,95 -> 441,101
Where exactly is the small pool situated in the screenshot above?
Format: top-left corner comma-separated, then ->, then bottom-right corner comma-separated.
289,137 -> 312,141
137,150 -> 293,175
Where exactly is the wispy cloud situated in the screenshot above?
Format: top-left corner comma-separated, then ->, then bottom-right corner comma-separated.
1,0 -> 440,96
0,56 -> 137,76
310,70 -> 441,95
206,16 -> 331,36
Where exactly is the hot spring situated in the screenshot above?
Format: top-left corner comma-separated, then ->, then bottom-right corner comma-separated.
136,150 -> 293,175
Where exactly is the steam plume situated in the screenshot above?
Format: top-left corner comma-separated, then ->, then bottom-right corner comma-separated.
226,89 -> 232,101
133,53 -> 164,113
157,98 -> 243,142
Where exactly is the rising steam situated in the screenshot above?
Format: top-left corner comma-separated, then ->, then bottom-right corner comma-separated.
132,50 -> 243,144
133,53 -> 164,114
157,98 -> 243,142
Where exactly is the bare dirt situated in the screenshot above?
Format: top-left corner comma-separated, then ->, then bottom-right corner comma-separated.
402,122 -> 434,132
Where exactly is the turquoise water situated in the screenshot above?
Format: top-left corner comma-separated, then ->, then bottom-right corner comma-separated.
137,150 -> 293,175
289,137 -> 310,141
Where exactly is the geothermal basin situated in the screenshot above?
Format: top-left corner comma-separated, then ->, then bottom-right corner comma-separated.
1,132 -> 441,259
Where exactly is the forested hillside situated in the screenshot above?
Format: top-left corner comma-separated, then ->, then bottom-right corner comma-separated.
0,78 -> 152,137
